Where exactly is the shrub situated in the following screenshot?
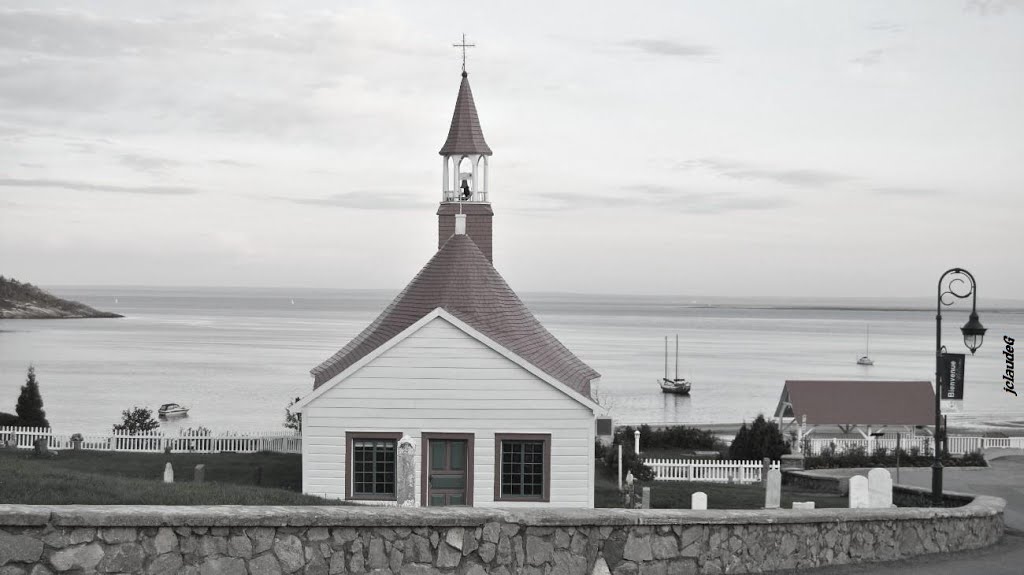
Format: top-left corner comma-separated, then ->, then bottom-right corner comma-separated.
113,407 -> 159,434
595,440 -> 655,482
15,366 -> 49,428
614,424 -> 720,451
283,397 -> 302,432
804,444 -> 986,469
729,414 -> 790,461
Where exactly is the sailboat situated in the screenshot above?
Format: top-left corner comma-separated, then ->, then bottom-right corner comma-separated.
658,335 -> 692,394
857,325 -> 874,366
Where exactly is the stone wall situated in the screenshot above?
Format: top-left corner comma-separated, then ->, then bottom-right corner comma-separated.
0,500 -> 1004,575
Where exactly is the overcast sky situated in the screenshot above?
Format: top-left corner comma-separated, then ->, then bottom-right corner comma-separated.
1,1 -> 1022,298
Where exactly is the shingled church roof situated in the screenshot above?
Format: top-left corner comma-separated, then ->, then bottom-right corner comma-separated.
311,234 -> 599,399
439,72 -> 492,156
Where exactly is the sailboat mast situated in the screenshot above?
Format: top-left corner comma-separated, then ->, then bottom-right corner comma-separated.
675,334 -> 679,380
866,325 -> 870,355
664,336 -> 669,380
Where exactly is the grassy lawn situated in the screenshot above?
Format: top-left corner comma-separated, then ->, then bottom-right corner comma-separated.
0,449 -> 339,506
594,465 -> 847,509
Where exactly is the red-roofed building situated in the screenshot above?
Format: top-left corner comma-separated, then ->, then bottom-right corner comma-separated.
774,380 -> 936,452
295,67 -> 602,507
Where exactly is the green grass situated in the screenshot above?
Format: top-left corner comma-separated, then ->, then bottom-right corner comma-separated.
0,449 -> 341,506
594,465 -> 847,509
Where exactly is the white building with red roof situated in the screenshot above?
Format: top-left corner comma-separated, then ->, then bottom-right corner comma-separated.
294,67 -> 602,507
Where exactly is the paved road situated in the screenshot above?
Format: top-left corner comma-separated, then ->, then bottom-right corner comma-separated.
799,456 -> 1024,574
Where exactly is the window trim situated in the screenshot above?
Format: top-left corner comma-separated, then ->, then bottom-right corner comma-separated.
345,431 -> 402,501
420,432 -> 475,507
493,433 -> 551,503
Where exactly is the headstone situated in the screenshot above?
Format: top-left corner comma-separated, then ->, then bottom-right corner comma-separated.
691,492 -> 707,510
641,487 -> 651,509
868,468 -> 893,509
33,438 -> 49,456
849,475 -> 869,508
765,468 -> 781,509
194,464 -> 205,483
163,462 -> 174,483
792,501 -> 815,510
396,434 -> 417,507
762,457 -> 771,484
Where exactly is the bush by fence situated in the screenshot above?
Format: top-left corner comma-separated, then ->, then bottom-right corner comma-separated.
804,444 -> 987,469
614,424 -> 722,452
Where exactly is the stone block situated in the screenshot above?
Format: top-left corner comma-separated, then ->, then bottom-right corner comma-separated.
251,554 -> 285,575
153,527 -> 178,555
163,462 -> 174,483
691,492 -> 707,510
146,552 -> 184,575
525,535 -> 553,565
651,535 -> 678,560
792,502 -> 815,510
99,527 -> 137,544
478,541 -> 496,563
435,542 -> 461,569
199,556 -> 246,575
622,532 -> 652,562
367,538 -> 387,569
445,528 -> 464,551
98,542 -> 146,573
482,523 -> 500,545
48,542 -> 104,572
274,534 -> 306,573
0,531 -> 43,564
228,535 -> 253,558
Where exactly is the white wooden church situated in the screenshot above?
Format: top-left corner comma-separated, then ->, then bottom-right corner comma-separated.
295,65 -> 602,507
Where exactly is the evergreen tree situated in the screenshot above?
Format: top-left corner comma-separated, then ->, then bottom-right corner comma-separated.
729,422 -> 751,459
15,366 -> 49,428
730,414 -> 790,460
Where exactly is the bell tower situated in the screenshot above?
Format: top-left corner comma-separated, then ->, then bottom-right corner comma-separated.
437,37 -> 494,261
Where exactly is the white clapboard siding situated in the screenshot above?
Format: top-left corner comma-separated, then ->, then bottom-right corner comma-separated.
302,315 -> 596,508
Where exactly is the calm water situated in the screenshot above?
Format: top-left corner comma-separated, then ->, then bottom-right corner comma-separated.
1,287 -> 1022,433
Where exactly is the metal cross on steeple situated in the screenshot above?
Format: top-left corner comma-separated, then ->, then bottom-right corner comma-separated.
453,33 -> 475,73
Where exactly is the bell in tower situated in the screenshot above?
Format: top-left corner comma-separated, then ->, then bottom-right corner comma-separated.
437,47 -> 495,262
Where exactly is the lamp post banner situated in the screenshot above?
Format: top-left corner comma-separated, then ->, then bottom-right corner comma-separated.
940,353 -> 966,401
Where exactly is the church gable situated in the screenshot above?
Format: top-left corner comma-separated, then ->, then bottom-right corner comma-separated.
300,310 -> 599,412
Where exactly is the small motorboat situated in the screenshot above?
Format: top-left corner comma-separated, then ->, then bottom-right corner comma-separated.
659,335 -> 692,395
158,403 -> 190,417
856,325 -> 874,366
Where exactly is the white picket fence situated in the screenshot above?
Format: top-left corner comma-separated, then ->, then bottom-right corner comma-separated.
0,426 -> 301,454
803,435 -> 1024,456
644,458 -> 780,484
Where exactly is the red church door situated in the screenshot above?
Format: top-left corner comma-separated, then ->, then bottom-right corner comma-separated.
423,434 -> 473,506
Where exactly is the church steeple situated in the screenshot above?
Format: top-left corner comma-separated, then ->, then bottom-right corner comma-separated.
438,46 -> 495,262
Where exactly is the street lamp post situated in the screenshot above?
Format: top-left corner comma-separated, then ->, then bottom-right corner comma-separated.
932,268 -> 987,506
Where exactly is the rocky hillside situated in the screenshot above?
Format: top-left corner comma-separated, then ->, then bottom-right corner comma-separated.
0,276 -> 122,319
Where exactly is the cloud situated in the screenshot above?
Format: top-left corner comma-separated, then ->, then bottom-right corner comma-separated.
873,186 -> 947,197
523,186 -> 790,214
119,153 -> 183,174
680,158 -> 854,188
623,39 -> 712,57
965,0 -> 1024,16
851,48 -> 886,67
284,192 -> 432,211
0,177 -> 199,195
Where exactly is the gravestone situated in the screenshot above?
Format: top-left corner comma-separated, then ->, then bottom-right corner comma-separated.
194,464 -> 205,483
868,468 -> 893,508
762,457 -> 771,484
764,468 -> 781,509
396,434 -> 417,507
641,487 -> 651,509
691,491 -> 707,510
33,438 -> 49,456
163,462 -> 174,483
849,475 -> 869,508
792,501 -> 815,510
